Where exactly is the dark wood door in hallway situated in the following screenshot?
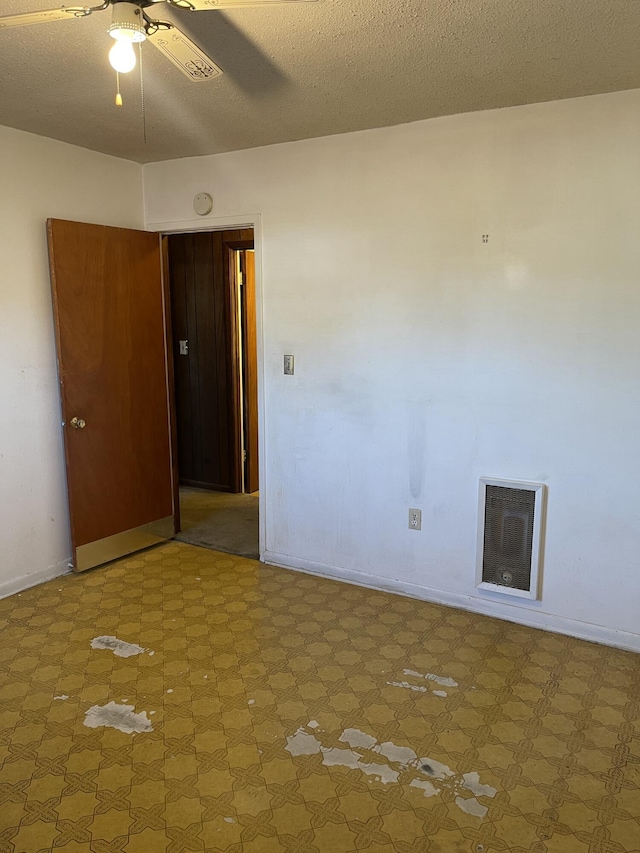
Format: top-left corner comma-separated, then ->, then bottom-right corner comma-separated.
168,229 -> 254,493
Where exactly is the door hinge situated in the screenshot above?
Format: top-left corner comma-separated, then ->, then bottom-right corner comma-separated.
238,272 -> 244,287
243,450 -> 247,462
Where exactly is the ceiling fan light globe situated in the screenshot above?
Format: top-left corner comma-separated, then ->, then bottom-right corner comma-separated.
108,2 -> 146,43
109,26 -> 146,43
109,39 -> 137,73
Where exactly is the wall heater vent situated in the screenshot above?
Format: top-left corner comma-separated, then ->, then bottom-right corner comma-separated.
476,477 -> 546,600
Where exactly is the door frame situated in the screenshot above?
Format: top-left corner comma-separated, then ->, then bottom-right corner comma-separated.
150,214 -> 266,560
226,240 -> 256,495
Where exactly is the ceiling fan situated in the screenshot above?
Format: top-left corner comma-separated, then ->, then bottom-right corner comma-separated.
0,0 -> 316,82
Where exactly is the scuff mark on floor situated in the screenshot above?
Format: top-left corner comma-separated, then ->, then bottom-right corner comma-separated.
419,758 -> 455,780
83,701 -> 153,734
321,746 -> 362,770
285,723 -> 497,815
340,730 -> 417,767
376,741 -> 420,765
288,730 -> 401,784
461,771 -> 497,798
340,728 -> 377,750
403,668 -> 427,679
358,761 -> 400,784
90,636 -> 150,658
403,668 -> 459,688
410,778 -> 439,797
285,729 -> 322,756
455,795 -> 488,818
358,761 -> 400,785
387,680 -> 429,693
53,695 -> 69,701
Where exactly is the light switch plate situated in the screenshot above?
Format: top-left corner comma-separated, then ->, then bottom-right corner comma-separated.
284,355 -> 294,375
179,340 -> 189,356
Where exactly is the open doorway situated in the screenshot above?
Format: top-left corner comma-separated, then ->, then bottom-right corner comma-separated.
166,228 -> 259,559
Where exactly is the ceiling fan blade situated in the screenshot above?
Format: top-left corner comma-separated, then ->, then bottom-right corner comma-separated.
0,6 -> 91,28
146,24 -> 223,81
164,0 -> 317,9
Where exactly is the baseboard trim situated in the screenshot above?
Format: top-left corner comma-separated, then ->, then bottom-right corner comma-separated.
0,559 -> 71,601
263,550 -> 640,654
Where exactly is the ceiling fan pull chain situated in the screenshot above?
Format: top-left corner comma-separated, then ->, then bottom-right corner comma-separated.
139,41 -> 147,144
115,71 -> 123,107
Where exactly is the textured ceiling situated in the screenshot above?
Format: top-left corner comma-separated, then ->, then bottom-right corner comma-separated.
0,0 -> 639,163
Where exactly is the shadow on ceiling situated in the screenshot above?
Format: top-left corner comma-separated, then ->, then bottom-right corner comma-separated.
169,8 -> 291,97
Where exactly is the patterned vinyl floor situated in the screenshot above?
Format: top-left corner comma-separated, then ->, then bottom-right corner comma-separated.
0,541 -> 638,852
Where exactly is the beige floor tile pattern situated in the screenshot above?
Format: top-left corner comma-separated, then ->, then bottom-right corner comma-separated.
0,541 -> 639,852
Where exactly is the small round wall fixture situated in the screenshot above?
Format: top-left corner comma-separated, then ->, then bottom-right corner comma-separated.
193,192 -> 213,216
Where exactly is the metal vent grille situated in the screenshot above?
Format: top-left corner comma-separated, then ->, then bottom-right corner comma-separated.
482,485 -> 536,592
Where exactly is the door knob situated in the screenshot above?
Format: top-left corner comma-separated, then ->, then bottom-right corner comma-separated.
70,417 -> 86,429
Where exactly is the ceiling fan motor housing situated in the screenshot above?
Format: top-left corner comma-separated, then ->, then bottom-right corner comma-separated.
109,2 -> 147,42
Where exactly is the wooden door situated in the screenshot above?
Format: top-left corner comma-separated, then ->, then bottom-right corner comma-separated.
168,229 -> 253,492
241,250 -> 259,493
48,219 -> 178,572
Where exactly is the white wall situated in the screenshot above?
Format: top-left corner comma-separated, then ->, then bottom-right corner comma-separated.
144,88 -> 640,652
0,125 -> 143,597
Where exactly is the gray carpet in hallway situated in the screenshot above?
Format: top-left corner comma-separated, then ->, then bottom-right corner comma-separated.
175,487 -> 259,559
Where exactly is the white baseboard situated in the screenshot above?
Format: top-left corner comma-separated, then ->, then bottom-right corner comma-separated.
263,550 -> 640,654
0,558 -> 71,601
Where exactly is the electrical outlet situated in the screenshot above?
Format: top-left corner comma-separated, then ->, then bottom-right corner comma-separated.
409,508 -> 422,530
284,354 -> 295,375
